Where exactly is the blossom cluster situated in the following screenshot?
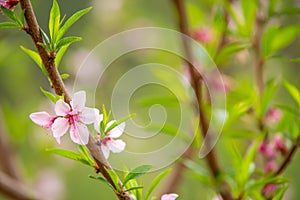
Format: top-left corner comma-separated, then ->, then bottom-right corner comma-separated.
30,91 -> 125,159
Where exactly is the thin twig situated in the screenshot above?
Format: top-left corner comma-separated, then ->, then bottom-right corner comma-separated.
275,136 -> 300,175
171,0 -> 233,199
18,1 -> 130,199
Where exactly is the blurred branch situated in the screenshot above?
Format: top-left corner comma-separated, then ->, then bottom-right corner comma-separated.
19,0 -> 130,199
0,111 -> 21,181
0,171 -> 40,200
170,0 -> 233,199
275,136 -> 300,175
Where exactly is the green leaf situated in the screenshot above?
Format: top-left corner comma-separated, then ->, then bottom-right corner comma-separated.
20,10 -> 25,26
20,46 -> 48,76
144,169 -> 171,200
106,169 -> 121,192
122,165 -> 152,186
241,0 -> 257,35
0,22 -> 19,29
1,7 -> 21,25
40,27 -> 50,45
57,7 -> 92,40
273,185 -> 288,200
261,25 -> 300,58
215,42 -> 250,65
105,114 -> 136,133
61,73 -> 70,79
77,145 -> 95,166
40,87 -> 57,103
49,0 -> 61,41
89,175 -> 115,190
55,36 -> 82,50
283,80 -> 300,108
259,79 -> 277,117
125,186 -> 144,192
37,42 -> 51,52
46,148 -> 92,166
55,44 -> 70,68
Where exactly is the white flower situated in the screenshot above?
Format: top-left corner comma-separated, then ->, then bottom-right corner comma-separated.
100,120 -> 126,159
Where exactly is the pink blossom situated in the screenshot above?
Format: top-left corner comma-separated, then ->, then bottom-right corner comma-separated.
262,183 -> 276,197
265,160 -> 277,173
1,0 -> 19,10
161,193 -> 179,200
30,91 -> 97,145
100,120 -> 126,159
192,27 -> 213,44
30,112 -> 56,129
259,140 -> 275,159
212,195 -> 223,200
272,134 -> 287,155
264,108 -> 282,124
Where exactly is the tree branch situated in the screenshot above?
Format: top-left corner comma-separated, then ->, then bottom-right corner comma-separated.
0,171 -> 40,200
275,136 -> 300,175
171,0 -> 233,199
18,0 -> 130,199
0,111 -> 21,181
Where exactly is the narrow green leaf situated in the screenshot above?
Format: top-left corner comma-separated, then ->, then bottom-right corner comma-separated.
55,44 -> 69,68
37,42 -> 50,52
1,7 -> 20,24
40,27 -> 50,45
260,79 -> 277,117
125,186 -> 144,192
77,145 -> 95,165
0,22 -> 19,29
20,10 -> 25,26
49,0 -> 61,41
46,148 -> 91,166
61,73 -> 70,80
261,25 -> 300,58
241,0 -> 257,35
283,80 -> 300,108
40,87 -> 57,103
122,165 -> 152,186
57,7 -> 92,40
89,175 -> 115,190
144,169 -> 171,200
55,36 -> 81,50
216,42 -> 250,64
105,114 -> 136,133
20,46 -> 48,76
106,169 -> 121,192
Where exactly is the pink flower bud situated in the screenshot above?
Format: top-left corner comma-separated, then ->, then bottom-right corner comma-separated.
192,27 -> 213,44
265,160 -> 277,173
1,0 -> 19,10
264,108 -> 282,124
262,183 -> 276,197
259,140 -> 268,153
272,134 -> 288,155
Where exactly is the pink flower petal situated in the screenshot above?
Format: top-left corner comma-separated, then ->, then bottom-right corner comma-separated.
51,118 -> 69,142
80,107 -> 98,124
70,91 -> 86,112
107,121 -> 125,138
55,100 -> 71,116
161,193 -> 179,200
107,139 -> 126,153
30,112 -> 52,128
101,144 -> 110,159
70,122 -> 89,145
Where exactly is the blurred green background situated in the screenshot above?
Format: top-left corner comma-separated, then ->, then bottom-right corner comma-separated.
1,0 -> 300,199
